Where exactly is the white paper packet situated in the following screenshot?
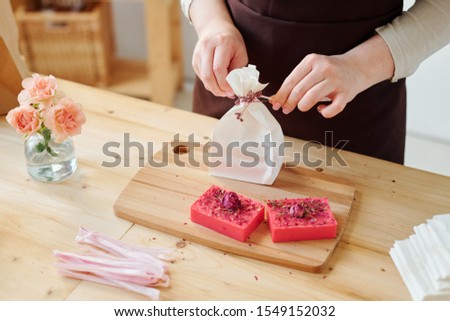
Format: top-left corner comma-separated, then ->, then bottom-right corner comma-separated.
209,65 -> 284,185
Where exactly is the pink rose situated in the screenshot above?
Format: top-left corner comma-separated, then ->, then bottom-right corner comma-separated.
43,97 -> 86,143
20,73 -> 58,106
6,105 -> 42,136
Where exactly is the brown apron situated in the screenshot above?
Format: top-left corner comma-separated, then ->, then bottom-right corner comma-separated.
193,0 -> 406,164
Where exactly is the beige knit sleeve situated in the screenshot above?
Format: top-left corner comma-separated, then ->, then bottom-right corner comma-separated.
376,0 -> 450,82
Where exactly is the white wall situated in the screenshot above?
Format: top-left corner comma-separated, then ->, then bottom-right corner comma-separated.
403,0 -> 450,142
406,46 -> 450,141
111,1 -> 147,61
180,9 -> 198,81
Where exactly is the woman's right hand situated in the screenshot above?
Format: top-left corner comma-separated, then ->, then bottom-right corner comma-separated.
190,0 -> 248,98
192,23 -> 248,98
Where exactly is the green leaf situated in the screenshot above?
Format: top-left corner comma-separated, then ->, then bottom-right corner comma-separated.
36,143 -> 46,153
42,127 -> 52,142
46,146 -> 58,157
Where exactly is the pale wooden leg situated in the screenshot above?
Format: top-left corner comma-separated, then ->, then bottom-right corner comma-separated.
145,0 -> 183,106
171,0 -> 184,90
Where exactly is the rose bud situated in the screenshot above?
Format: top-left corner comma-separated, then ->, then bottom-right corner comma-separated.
221,191 -> 241,211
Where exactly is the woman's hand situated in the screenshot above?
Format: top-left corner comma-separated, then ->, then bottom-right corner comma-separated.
190,0 -> 248,98
192,24 -> 248,97
270,34 -> 395,118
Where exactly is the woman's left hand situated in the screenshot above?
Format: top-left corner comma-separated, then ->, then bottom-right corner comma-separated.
270,34 -> 395,118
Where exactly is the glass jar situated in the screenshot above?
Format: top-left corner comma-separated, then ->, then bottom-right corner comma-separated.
24,132 -> 77,182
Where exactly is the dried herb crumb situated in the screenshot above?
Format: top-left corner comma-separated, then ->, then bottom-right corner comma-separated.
176,241 -> 186,248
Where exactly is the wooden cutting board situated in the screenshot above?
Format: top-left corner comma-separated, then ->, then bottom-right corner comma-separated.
114,146 -> 355,272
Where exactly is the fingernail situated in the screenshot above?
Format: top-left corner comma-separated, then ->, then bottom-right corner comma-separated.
317,106 -> 324,113
272,102 -> 281,111
282,107 -> 290,115
226,91 -> 235,98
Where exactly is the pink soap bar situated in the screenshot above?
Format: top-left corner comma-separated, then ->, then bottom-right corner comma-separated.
190,185 -> 265,242
267,197 -> 337,243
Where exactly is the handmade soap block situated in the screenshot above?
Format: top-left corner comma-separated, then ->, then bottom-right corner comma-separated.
267,197 -> 337,242
190,185 -> 265,242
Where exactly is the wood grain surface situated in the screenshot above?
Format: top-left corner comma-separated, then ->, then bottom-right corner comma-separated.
2,79 -> 450,300
115,146 -> 355,272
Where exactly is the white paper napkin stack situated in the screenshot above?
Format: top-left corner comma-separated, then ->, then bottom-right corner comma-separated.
390,213 -> 450,300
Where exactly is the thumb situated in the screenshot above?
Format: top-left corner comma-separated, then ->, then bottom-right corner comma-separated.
228,51 -> 249,72
221,52 -> 248,97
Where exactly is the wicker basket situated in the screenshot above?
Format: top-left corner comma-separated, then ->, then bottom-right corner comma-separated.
15,2 -> 114,86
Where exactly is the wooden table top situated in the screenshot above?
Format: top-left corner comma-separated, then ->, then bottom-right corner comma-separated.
1,80 -> 449,300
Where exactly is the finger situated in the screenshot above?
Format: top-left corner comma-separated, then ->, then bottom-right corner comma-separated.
192,49 -> 201,79
213,46 -> 235,97
271,59 -> 312,108
282,71 -> 325,114
271,99 -> 282,111
199,48 -> 224,97
296,80 -> 333,112
317,96 -> 347,118
228,51 -> 248,71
